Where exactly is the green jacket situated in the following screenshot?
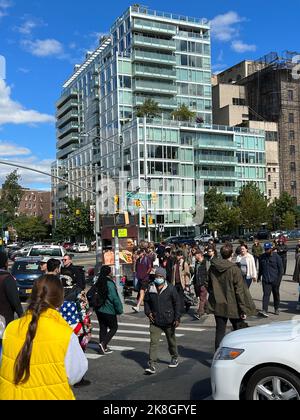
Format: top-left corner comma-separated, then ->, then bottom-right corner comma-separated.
252,244 -> 263,257
97,280 -> 123,316
208,258 -> 257,319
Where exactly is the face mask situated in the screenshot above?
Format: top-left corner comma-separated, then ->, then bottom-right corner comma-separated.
154,278 -> 165,286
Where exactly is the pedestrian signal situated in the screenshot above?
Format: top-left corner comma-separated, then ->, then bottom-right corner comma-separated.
141,216 -> 146,226
134,199 -> 142,208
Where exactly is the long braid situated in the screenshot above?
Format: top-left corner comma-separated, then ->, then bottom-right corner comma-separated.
14,286 -> 49,385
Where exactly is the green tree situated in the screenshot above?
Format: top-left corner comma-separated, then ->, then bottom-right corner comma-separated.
136,99 -> 160,118
0,170 -> 23,222
204,188 -> 229,234
172,104 -> 196,122
53,198 -> 94,242
282,211 -> 296,230
14,216 -> 48,241
237,183 -> 268,231
268,192 -> 297,229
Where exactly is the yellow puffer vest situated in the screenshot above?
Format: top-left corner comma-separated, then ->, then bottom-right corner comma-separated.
0,308 -> 75,400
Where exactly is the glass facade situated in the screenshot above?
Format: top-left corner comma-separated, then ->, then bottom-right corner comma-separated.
53,6 -> 266,234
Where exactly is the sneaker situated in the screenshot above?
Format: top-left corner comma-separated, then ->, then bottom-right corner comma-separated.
132,306 -> 140,313
193,314 -> 201,320
258,310 -> 269,318
105,347 -> 113,354
98,343 -> 106,355
145,364 -> 156,375
168,358 -> 179,368
274,309 -> 280,316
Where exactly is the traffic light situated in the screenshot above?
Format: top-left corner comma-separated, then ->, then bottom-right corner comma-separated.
149,215 -> 154,225
114,195 -> 119,205
134,199 -> 142,208
75,209 -> 81,216
141,216 -> 146,226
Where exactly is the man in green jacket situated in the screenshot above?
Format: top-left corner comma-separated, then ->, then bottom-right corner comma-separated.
208,244 -> 257,351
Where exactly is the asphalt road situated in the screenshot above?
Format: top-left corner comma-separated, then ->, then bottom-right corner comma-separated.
74,312 -> 215,401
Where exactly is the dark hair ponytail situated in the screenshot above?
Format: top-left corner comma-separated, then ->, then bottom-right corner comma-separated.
14,275 -> 64,385
96,265 -> 112,304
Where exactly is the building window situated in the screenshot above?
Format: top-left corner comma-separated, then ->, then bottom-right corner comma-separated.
288,90 -> 294,101
290,145 -> 296,155
291,162 -> 296,171
289,130 -> 295,140
273,168 -> 276,173
274,182 -> 277,189
289,113 -> 294,123
268,175 -> 271,182
268,168 -> 271,173
268,190 -> 272,197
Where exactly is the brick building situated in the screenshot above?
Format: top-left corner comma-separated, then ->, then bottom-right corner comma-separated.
18,189 -> 51,223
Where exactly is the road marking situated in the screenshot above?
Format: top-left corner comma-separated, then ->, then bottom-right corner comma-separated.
91,320 -> 206,332
91,334 -> 157,343
92,327 -> 184,338
86,353 -> 104,360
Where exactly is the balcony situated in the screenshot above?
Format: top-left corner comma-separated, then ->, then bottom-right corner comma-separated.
57,122 -> 79,139
134,95 -> 177,109
57,133 -> 79,150
204,186 -> 238,194
133,80 -> 177,95
198,170 -> 237,179
132,18 -> 176,36
56,100 -> 78,118
196,154 -> 237,164
196,141 -> 236,150
132,35 -> 176,51
56,89 -> 78,109
133,64 -> 176,80
56,111 -> 78,129
133,50 -> 176,66
57,144 -> 79,160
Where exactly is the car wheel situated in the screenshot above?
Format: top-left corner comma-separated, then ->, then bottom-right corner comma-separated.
245,367 -> 300,400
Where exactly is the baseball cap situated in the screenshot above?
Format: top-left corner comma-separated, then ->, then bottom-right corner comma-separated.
264,243 -> 273,251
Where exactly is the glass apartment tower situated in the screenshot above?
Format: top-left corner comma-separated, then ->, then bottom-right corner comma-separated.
52,5 -> 266,237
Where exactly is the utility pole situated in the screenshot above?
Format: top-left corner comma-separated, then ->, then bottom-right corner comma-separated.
144,116 -> 151,242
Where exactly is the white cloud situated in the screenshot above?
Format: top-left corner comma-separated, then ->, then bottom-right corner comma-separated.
0,79 -> 54,125
211,11 -> 245,42
21,38 -> 64,57
0,0 -> 13,19
18,67 -> 30,74
15,16 -> 47,35
0,142 -> 31,156
231,40 -> 257,53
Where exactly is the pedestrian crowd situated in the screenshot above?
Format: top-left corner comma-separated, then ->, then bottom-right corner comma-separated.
0,233 -> 298,399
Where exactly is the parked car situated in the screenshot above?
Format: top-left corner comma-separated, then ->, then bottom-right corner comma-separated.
211,320 -> 300,400
76,243 -> 89,253
26,245 -> 67,259
287,230 -> 300,240
194,234 -> 214,244
71,243 -> 79,252
63,242 -> 73,251
11,258 -> 44,300
256,230 -> 271,240
10,246 -> 32,262
165,236 -> 195,246
7,246 -> 22,260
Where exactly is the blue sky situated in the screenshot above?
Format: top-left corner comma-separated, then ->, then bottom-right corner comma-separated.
0,0 -> 299,189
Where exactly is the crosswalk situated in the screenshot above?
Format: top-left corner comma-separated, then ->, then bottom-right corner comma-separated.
85,319 -> 206,360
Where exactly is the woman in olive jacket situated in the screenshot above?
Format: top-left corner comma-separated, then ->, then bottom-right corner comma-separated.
95,266 -> 123,355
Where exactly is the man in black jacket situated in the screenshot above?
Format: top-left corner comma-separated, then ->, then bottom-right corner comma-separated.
258,243 -> 283,317
61,254 -> 86,290
144,267 -> 181,375
0,252 -> 23,327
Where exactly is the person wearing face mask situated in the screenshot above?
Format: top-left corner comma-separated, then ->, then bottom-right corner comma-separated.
144,267 -> 181,375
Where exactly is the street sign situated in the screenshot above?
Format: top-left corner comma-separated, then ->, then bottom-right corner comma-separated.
112,229 -> 128,238
158,224 -> 165,233
127,192 -> 152,201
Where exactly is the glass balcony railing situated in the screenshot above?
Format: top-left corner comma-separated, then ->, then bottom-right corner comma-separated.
204,186 -> 239,194
56,89 -> 78,108
133,64 -> 177,79
133,50 -> 176,65
56,111 -> 78,129
134,95 -> 177,108
199,171 -> 237,179
131,6 -> 209,26
196,155 -> 237,163
57,133 -> 79,150
134,80 -> 177,94
57,144 -> 79,160
133,35 -> 176,50
132,18 -> 176,35
57,122 -> 79,139
56,101 -> 78,118
178,30 -> 210,40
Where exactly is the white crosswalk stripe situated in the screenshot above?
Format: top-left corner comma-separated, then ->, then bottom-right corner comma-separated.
91,320 -> 206,333
92,327 -> 184,338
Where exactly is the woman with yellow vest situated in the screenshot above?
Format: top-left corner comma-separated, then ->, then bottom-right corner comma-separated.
0,275 -> 88,400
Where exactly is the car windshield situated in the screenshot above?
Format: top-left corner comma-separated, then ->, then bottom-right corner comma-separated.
29,249 -> 63,257
12,262 -> 42,274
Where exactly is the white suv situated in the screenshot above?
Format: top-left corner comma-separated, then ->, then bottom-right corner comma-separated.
77,244 -> 89,253
27,245 -> 67,259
